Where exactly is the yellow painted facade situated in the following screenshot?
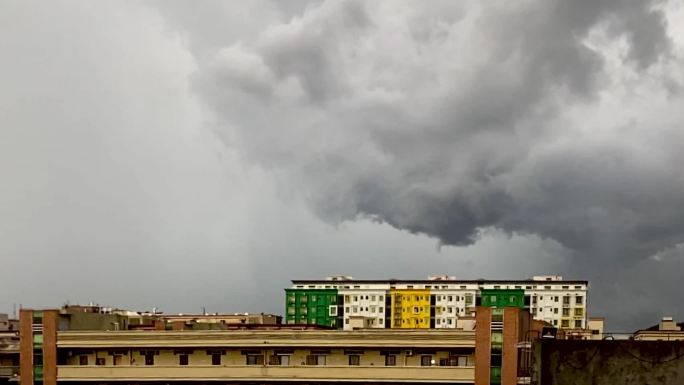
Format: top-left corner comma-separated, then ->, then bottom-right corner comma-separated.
391,289 -> 431,329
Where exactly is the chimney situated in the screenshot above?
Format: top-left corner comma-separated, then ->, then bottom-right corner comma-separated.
659,317 -> 680,331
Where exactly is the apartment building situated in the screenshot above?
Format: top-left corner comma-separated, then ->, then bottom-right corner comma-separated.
0,314 -> 19,384
287,275 -> 588,330
20,308 -> 478,385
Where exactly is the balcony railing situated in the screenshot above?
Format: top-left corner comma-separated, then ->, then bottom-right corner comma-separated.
58,365 -> 475,383
0,366 -> 20,378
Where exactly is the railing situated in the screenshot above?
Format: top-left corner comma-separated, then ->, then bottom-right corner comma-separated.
0,366 -> 20,378
58,365 -> 475,383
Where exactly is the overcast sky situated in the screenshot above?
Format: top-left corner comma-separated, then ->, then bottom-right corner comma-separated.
2,0 -> 684,331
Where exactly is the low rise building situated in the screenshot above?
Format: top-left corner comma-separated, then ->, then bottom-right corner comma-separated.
0,314 -> 19,384
634,317 -> 684,341
21,308 -> 477,385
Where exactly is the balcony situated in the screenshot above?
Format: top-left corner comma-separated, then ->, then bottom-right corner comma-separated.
0,366 -> 19,379
58,365 -> 475,383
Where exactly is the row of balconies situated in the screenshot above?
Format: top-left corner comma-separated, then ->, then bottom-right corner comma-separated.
57,365 -> 475,383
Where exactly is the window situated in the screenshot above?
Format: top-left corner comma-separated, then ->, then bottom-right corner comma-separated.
353,296 -> 358,302
144,354 -> 154,366
211,353 -> 221,366
494,285 -> 500,289
370,306 -> 376,313
490,296 -> 496,302
575,308 -> 584,316
448,307 -> 454,313
344,295 -> 350,302
554,296 -> 559,302
561,320 -> 569,328
348,355 -> 360,366
554,308 -> 558,314
448,295 -> 453,301
96,357 -> 105,366
544,286 -> 551,290
562,308 -> 570,317
421,355 -> 433,366
352,306 -> 358,313
436,319 -> 441,325
345,307 -> 350,313
379,295 -> 384,301
563,296 -> 570,305
575,320 -> 583,328
113,355 -> 123,366
306,355 -> 326,366
413,306 -> 420,314
79,356 -> 88,366
179,354 -> 189,366
576,296 -> 583,305
371,295 -> 376,301
553,320 -> 558,326
379,307 -> 383,313
385,355 -> 396,366
447,318 -> 453,325
246,355 -> 264,365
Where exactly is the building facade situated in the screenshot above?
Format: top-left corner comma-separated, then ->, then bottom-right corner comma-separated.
20,307 -> 477,385
0,314 -> 19,384
287,276 -> 588,330
284,289 -> 341,328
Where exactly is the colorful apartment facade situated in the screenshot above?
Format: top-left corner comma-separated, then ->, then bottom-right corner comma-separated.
286,275 -> 588,330
284,288 -> 341,328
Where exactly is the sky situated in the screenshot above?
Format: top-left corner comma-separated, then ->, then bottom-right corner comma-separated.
1,0 -> 683,331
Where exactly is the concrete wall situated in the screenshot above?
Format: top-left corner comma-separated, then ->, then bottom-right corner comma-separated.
538,340 -> 684,385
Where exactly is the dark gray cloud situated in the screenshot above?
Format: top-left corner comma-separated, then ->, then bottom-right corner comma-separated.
160,0 -> 684,328
2,0 -> 683,331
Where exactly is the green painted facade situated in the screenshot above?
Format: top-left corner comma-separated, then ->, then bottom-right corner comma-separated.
480,289 -> 525,308
285,289 -> 341,328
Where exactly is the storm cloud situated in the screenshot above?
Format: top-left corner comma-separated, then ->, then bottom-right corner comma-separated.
2,0 -> 684,330
161,0 -> 684,327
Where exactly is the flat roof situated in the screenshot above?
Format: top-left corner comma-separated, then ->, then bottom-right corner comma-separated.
291,279 -> 589,285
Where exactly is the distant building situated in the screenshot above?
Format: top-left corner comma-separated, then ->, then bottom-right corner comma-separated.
286,275 -> 589,330
0,314 -> 19,384
633,316 -> 684,341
